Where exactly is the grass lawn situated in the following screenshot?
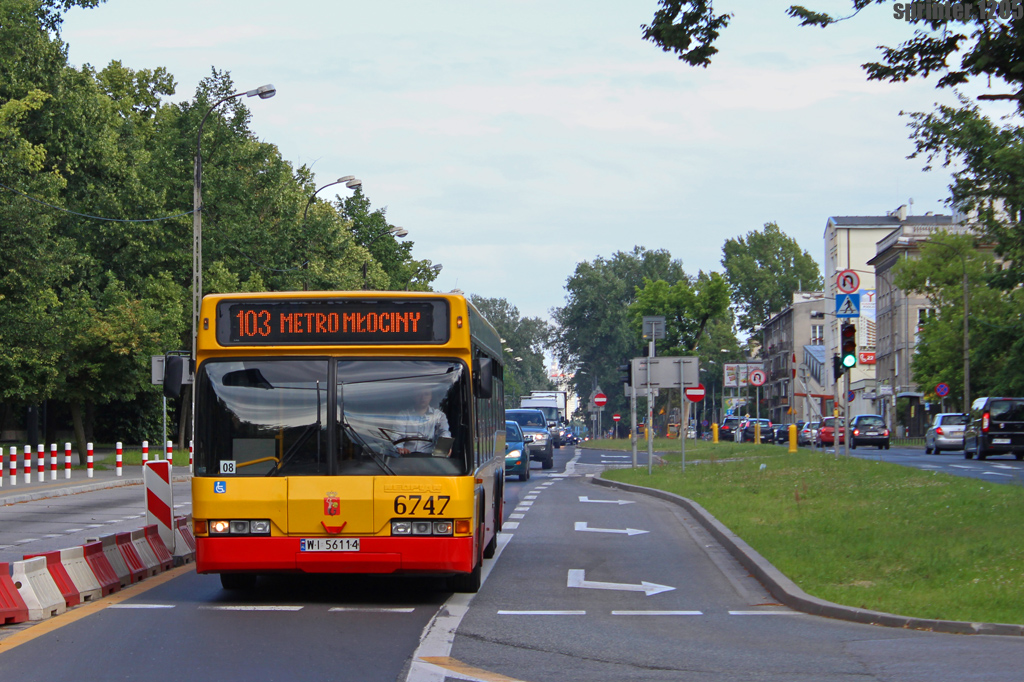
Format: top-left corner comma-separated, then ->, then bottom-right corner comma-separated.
602,447 -> 1024,625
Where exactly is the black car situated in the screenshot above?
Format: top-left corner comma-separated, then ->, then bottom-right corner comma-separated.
774,421 -> 804,444
964,396 -> 1024,460
741,418 -> 773,443
849,414 -> 890,449
719,416 -> 741,441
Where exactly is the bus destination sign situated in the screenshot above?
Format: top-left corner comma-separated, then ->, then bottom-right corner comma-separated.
217,299 -> 448,345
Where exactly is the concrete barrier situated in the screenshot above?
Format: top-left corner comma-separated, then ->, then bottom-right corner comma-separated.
59,546 -> 103,603
143,524 -> 174,572
95,533 -> 131,588
24,550 -> 80,608
82,541 -> 120,597
1,563 -> 29,624
114,532 -> 147,584
11,557 -> 66,621
130,528 -> 161,578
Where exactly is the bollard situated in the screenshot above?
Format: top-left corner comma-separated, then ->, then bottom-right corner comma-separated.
0,446 -> 3,489
189,440 -> 193,471
142,440 -> 148,466
87,442 -> 94,478
24,445 -> 31,484
8,446 -> 14,486
166,441 -> 173,472
50,443 -> 57,481
115,441 -> 123,477
38,444 -> 45,482
64,442 -> 71,479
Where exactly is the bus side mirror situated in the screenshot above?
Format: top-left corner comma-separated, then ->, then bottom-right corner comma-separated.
163,355 -> 184,399
474,357 -> 493,399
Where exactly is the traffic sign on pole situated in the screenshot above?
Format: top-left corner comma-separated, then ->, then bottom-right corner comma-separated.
594,393 -> 607,407
748,370 -> 766,387
683,384 -> 706,402
612,414 -> 621,422
837,269 -> 860,294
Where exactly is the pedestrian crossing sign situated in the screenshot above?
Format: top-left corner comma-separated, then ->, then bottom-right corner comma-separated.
836,293 -> 860,318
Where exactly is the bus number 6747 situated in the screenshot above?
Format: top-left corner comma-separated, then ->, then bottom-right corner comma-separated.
393,495 -> 450,515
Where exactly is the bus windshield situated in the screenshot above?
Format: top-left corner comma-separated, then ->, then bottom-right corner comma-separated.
195,358 -> 470,477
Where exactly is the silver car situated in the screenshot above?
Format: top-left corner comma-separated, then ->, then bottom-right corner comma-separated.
799,421 -> 819,446
924,413 -> 969,454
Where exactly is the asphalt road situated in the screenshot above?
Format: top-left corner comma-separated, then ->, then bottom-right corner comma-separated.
3,446 -> 1024,682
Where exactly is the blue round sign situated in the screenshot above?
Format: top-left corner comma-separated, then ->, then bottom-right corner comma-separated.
936,383 -> 950,397
848,390 -> 855,402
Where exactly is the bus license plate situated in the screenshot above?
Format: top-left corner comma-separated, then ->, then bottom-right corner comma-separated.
300,538 -> 360,552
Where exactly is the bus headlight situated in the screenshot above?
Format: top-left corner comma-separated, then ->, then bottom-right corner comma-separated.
433,521 -> 453,535
230,520 -> 250,534
391,519 -> 456,536
392,520 -> 412,535
211,520 -> 231,534
250,520 -> 271,534
412,520 -> 433,535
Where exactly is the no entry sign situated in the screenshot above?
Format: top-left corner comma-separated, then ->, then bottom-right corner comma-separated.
593,393 -> 607,407
612,414 -> 621,421
684,384 -> 706,402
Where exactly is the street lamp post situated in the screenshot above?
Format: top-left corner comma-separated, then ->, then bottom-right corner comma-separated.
301,176 -> 363,290
191,83 -> 275,438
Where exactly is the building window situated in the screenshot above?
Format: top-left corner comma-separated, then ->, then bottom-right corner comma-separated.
811,324 -> 823,345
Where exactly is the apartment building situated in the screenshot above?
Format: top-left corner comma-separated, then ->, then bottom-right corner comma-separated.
760,292 -> 831,425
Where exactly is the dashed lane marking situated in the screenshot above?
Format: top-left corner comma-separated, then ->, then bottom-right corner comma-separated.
509,514 -> 525,519
109,604 -> 176,609
502,522 -> 519,529
611,610 -> 702,616
329,607 -> 415,613
729,610 -> 800,615
199,605 -> 304,611
498,610 -> 586,615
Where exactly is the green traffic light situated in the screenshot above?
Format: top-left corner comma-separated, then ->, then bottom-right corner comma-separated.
842,354 -> 856,368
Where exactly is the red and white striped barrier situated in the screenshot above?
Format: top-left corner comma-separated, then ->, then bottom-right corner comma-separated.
23,445 -> 31,484
58,546 -> 102,604
81,541 -> 120,597
1,562 -> 29,624
189,440 -> 193,471
95,534 -> 131,588
87,442 -> 94,478
144,460 -> 175,554
141,440 -> 149,466
10,557 -> 66,621
37,443 -> 45,482
115,441 -> 123,476
0,447 -> 4,489
64,442 -> 71,479
166,440 -> 173,471
7,446 -> 14,486
144,525 -> 173,572
173,516 -> 197,564
23,550 -> 79,608
49,443 -> 57,481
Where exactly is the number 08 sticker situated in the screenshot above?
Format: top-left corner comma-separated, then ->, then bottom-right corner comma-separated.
220,460 -> 236,475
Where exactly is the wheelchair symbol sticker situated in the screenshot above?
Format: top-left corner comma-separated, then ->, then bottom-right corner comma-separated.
214,481 -> 227,494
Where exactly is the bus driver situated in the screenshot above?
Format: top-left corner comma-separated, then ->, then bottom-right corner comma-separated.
394,386 -> 451,455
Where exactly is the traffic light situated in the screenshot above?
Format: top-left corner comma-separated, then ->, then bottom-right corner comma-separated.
832,355 -> 843,381
618,362 -> 632,386
840,323 -> 857,369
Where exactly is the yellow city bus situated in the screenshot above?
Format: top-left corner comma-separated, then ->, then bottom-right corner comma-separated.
182,291 -> 505,593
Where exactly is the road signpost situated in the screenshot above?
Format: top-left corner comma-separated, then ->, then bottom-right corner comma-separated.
837,269 -> 860,294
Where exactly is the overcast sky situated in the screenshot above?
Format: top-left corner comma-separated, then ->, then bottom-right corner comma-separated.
61,1 -> 1017,322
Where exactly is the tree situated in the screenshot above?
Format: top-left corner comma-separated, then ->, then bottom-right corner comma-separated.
628,272 -> 731,355
552,247 -> 687,417
644,1 -> 1024,106
469,296 -> 553,404
721,222 -> 823,337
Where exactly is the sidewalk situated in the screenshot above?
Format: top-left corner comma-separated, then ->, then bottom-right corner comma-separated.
0,459 -> 191,506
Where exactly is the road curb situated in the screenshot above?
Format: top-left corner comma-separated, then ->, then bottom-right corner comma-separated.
592,476 -> 1024,636
0,476 -> 192,507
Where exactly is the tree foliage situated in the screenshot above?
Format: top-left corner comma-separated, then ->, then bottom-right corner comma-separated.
720,222 -> 823,337
644,1 -> 1024,104
469,296 -> 553,404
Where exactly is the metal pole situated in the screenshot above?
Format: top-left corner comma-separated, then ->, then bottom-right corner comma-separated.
162,396 -> 167,457
680,361 -> 686,472
962,261 -> 970,414
631,381 -> 637,468
647,340 -> 655,475
843,370 -> 850,457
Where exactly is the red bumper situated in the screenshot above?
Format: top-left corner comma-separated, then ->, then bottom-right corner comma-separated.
196,536 -> 474,575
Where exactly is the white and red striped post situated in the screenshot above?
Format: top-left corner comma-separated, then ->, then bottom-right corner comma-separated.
0,446 -> 4,488
87,442 -> 94,478
24,445 -> 31,484
141,440 -> 149,466
189,440 -> 193,472
166,441 -> 173,472
7,446 -> 15,486
48,443 -> 56,481
38,443 -> 45,482
115,441 -> 123,477
64,442 -> 71,479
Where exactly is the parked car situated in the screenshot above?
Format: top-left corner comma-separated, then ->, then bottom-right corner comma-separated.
799,421 -> 819,446
849,414 -> 890,450
506,408 -> 554,469
774,421 -> 804,444
817,417 -> 845,446
964,397 -> 1024,461
504,420 -> 530,481
741,418 -> 773,443
719,416 -> 742,441
924,413 -> 969,454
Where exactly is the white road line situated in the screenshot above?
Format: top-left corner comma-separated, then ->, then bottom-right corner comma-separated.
502,521 -> 520,530
514,508 -> 529,514
44,534 -> 63,538
14,538 -> 39,544
65,528 -> 84,533
982,472 -> 1013,477
949,465 -> 976,469
524,495 -> 538,500
992,464 -> 1015,469
509,513 -> 525,519
729,610 -> 799,615
498,610 -> 586,615
329,607 -> 415,613
612,610 -> 702,616
518,501 -> 533,506
199,605 -> 304,611
601,455 -> 631,459
109,604 -> 176,609
86,524 -> 104,528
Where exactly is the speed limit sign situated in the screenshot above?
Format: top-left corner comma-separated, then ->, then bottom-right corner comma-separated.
748,369 -> 766,387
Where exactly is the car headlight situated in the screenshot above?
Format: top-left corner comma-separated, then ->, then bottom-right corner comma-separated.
533,433 -> 548,442
505,449 -> 522,460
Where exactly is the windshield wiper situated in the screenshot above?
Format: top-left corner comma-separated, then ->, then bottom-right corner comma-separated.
343,418 -> 395,475
265,421 -> 320,476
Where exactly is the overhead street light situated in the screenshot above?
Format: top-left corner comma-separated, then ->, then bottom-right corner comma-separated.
192,83 -> 276,427
300,175 -> 363,290
430,263 -> 443,274
389,226 -> 408,238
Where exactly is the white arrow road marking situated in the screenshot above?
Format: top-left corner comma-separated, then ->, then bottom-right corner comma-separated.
567,569 -> 675,596
578,496 -> 634,505
574,521 -> 649,536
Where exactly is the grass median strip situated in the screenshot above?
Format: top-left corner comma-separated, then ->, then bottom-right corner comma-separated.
602,448 -> 1024,625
